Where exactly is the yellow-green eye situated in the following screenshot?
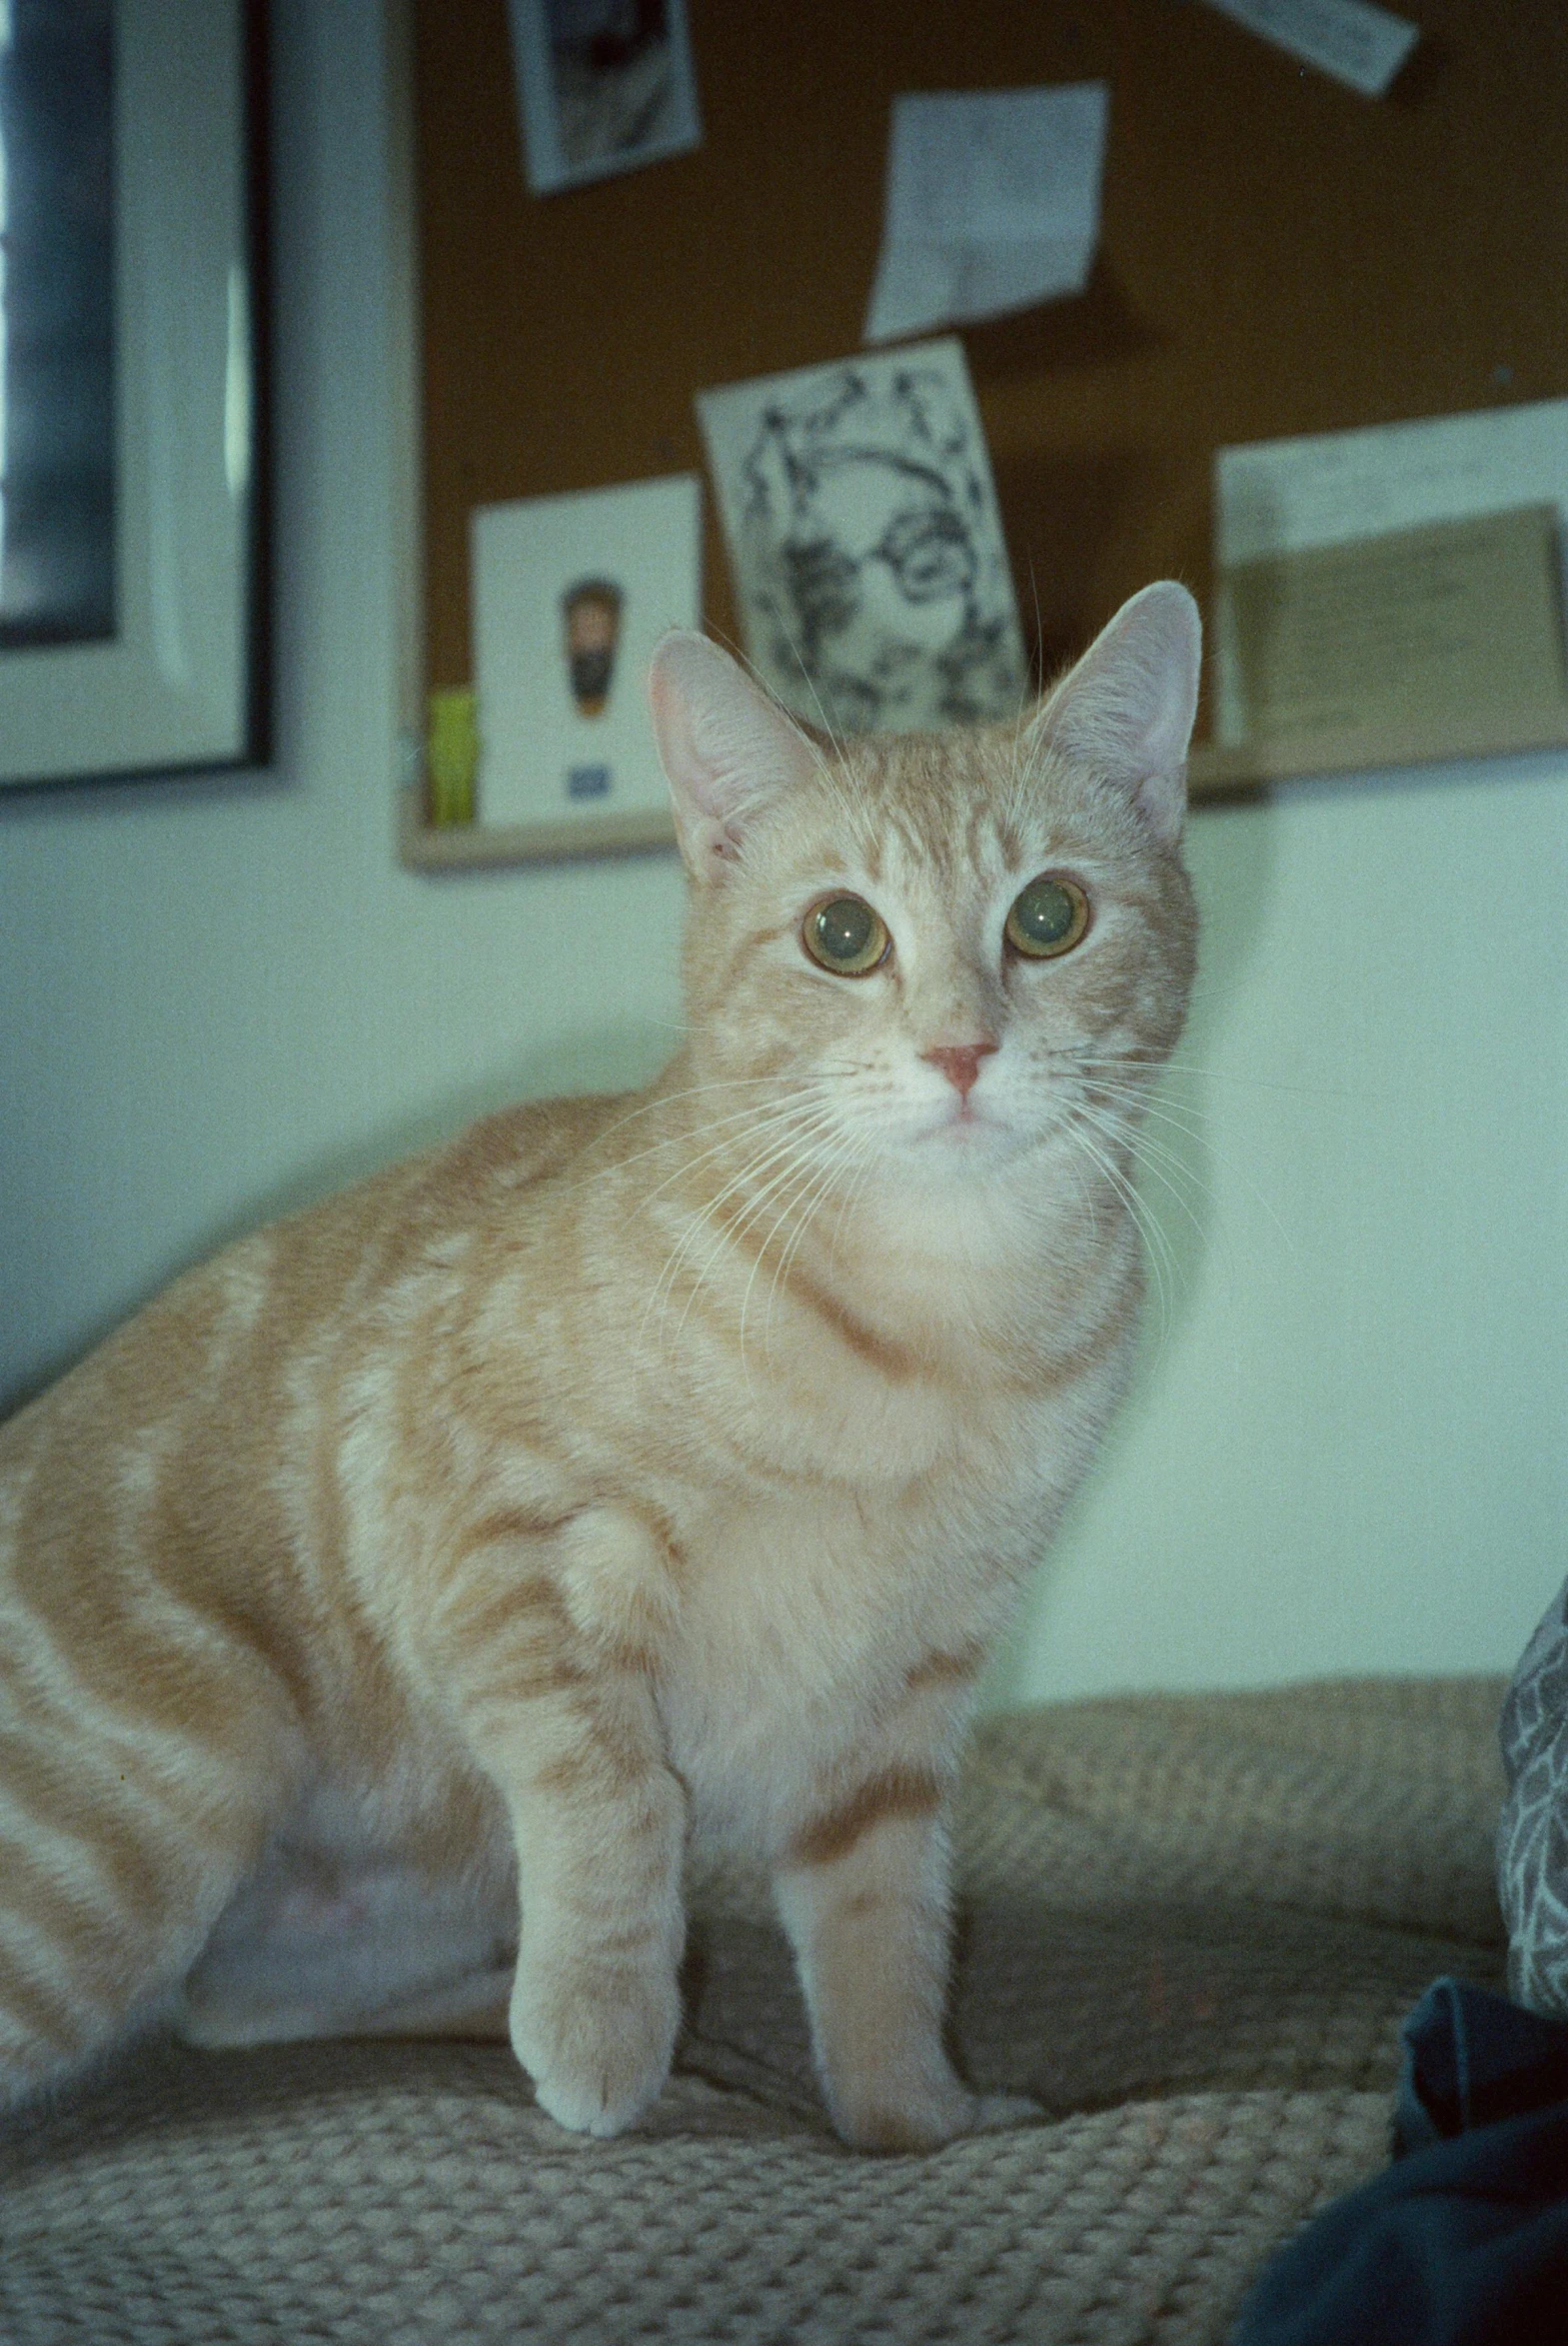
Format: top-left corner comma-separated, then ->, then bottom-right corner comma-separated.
1005,875 -> 1090,960
802,894 -> 890,977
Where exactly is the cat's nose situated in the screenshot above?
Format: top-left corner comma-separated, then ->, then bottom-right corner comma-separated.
922,1042 -> 998,1100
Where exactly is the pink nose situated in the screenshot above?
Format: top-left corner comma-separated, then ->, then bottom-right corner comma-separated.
922,1042 -> 997,1100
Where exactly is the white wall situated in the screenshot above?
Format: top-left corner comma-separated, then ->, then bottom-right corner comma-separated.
0,0 -> 689,1413
985,758 -> 1568,1705
2,0 -> 1564,1701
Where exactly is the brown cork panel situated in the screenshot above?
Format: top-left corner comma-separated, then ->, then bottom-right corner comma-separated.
413,0 -> 1568,753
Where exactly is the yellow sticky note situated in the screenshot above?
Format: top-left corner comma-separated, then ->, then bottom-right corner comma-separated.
427,689 -> 478,826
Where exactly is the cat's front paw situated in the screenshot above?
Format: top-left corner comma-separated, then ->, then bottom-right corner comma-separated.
511,1951 -> 680,2137
968,2089 -> 1046,2134
832,2069 -> 1044,2154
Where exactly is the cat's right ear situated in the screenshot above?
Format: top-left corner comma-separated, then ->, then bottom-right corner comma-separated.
648,633 -> 818,884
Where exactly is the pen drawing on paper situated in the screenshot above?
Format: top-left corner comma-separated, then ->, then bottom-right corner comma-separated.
700,343 -> 1025,736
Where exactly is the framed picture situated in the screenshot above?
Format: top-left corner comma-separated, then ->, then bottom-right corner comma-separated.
0,0 -> 267,791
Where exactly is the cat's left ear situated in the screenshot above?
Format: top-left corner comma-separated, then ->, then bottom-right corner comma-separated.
648,632 -> 818,884
1028,582 -> 1202,845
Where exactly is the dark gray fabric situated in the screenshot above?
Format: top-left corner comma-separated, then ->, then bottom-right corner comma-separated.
1234,1979 -> 1568,2346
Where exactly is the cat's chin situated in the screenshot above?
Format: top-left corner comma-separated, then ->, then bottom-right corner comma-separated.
895,1108 -> 1030,1174
923,1116 -> 1002,1149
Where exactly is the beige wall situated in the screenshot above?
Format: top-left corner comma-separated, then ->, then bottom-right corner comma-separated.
2,0 -> 1563,1699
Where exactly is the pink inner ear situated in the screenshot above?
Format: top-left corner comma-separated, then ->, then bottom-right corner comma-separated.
1133,768 -> 1184,847
648,631 -> 818,878
1033,583 -> 1201,837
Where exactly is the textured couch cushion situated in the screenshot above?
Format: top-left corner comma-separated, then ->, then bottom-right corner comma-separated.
0,1677 -> 1508,2345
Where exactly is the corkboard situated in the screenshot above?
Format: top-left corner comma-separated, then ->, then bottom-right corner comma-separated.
406,0 -> 1568,851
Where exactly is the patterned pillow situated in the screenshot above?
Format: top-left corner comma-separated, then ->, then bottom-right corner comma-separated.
1498,1577 -> 1568,2016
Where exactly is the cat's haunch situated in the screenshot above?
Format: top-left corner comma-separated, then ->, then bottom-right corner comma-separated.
0,584 -> 1200,2150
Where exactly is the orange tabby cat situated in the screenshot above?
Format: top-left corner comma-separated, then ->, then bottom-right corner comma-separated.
0,583 -> 1199,2150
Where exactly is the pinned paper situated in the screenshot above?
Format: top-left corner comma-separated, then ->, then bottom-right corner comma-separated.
864,86 -> 1108,347
471,475 -> 701,828
506,0 -> 702,196
698,339 -> 1025,737
1214,398 -> 1568,578
1198,0 -> 1418,99
1220,507 -> 1568,767
1212,400 -> 1568,770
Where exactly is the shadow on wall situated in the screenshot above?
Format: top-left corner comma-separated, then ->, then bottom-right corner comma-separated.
242,1018 -> 684,1234
980,782 -> 1280,1708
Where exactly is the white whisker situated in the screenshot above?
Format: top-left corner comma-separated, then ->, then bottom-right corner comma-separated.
646,1104 -> 845,1359
760,1131 -> 872,1361
1063,1114 -> 1177,1348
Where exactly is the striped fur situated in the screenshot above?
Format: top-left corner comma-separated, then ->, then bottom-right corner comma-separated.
0,588 -> 1200,2148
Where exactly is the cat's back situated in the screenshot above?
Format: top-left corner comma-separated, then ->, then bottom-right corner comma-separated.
0,1085 -> 633,1567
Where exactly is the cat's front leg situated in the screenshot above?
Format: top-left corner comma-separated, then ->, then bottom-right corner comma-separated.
774,1755 -> 1035,2153
436,1507 -> 686,2137
773,1770 -> 971,2151
504,1692 -> 686,2137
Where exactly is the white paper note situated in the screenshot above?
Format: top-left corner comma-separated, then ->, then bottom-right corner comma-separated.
1216,399 -> 1568,566
1198,0 -> 1418,99
1221,507 -> 1568,764
864,85 -> 1108,346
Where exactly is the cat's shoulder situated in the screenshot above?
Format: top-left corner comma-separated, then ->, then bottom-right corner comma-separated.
429,1089 -> 638,1201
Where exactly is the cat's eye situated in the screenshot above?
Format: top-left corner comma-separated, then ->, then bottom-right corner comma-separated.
1005,875 -> 1090,960
802,894 -> 890,977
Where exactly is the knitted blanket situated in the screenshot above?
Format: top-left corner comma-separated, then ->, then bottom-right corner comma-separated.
0,1677 -> 1507,2345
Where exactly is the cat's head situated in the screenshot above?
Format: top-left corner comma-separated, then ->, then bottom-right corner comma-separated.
648,584 -> 1200,1186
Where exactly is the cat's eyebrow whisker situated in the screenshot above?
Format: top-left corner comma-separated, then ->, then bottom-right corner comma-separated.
772,620 -> 847,764
1000,582 -> 1047,832
724,611 -> 869,832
